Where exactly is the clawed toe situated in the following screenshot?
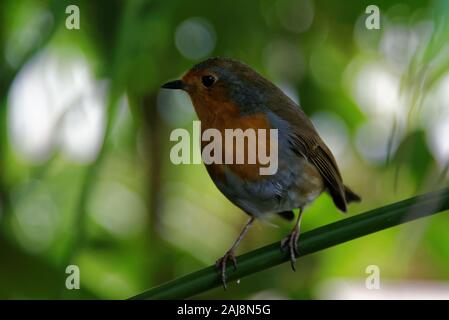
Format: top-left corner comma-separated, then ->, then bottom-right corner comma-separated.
280,228 -> 300,271
215,250 -> 237,290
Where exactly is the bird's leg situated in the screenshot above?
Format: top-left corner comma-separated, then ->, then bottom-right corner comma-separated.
281,208 -> 304,271
216,216 -> 255,290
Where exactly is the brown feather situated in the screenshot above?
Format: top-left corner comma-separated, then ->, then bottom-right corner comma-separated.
260,80 -> 349,212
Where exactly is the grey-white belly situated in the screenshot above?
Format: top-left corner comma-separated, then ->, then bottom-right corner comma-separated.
214,155 -> 324,218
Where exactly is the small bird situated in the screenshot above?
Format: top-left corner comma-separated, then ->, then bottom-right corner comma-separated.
162,57 -> 360,289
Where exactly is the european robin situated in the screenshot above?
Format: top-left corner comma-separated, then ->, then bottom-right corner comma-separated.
162,57 -> 361,289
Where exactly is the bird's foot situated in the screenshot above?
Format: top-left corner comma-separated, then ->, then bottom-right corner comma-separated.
280,227 -> 301,271
215,250 -> 237,290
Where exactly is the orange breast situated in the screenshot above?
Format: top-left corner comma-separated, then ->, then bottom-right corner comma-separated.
195,100 -> 274,182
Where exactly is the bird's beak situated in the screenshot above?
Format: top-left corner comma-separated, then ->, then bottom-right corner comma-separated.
161,79 -> 185,90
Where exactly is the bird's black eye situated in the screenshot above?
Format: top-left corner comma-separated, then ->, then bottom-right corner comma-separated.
201,75 -> 216,88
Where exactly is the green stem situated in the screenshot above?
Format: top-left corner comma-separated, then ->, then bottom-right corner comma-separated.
130,187 -> 449,300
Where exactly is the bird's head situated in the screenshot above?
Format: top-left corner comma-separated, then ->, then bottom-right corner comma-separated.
162,57 -> 271,119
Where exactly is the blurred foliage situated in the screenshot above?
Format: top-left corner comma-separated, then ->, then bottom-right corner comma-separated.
0,0 -> 448,299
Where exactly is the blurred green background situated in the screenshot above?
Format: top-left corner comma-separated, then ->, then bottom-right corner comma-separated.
1,0 -> 449,299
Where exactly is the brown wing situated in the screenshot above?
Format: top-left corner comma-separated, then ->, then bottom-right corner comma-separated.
289,128 -> 348,212
235,64 -> 355,211
263,88 -> 348,211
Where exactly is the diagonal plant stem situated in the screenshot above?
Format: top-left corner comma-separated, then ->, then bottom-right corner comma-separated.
130,187 -> 449,300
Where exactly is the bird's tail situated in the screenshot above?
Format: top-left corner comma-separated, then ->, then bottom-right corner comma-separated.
277,210 -> 295,221
344,185 -> 361,203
